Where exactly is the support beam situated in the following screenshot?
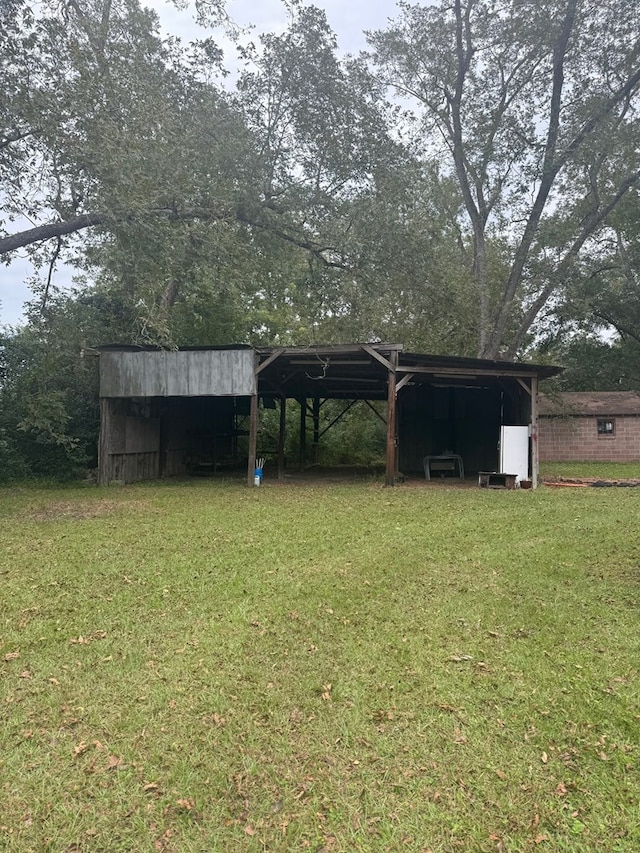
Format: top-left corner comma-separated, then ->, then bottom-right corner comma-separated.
299,396 -> 307,471
530,375 -> 539,488
278,396 -> 286,480
361,344 -> 394,372
312,397 -> 320,463
98,398 -> 111,486
385,351 -> 399,486
397,364 -> 542,379
247,392 -> 259,486
319,399 -> 358,439
395,372 -> 415,393
256,348 -> 286,375
362,398 -> 387,425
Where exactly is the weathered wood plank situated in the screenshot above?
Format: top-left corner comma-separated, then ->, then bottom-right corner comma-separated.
361,344 -> 394,372
125,416 -> 160,453
247,392 -> 259,486
531,376 -> 539,489
386,351 -> 398,486
187,350 -> 213,396
142,351 -> 167,396
100,350 -> 256,397
278,396 -> 286,480
165,352 -> 183,396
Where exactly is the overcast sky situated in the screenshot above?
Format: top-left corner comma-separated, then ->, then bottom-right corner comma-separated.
0,0 -> 400,327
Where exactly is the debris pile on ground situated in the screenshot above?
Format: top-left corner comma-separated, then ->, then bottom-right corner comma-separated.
543,476 -> 640,488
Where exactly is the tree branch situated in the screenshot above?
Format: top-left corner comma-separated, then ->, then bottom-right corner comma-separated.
591,307 -> 640,344
483,0 -> 579,358
0,213 -> 108,255
505,168 -> 640,357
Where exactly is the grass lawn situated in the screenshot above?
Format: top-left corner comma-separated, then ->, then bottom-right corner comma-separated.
540,461 -> 640,481
1,476 -> 639,852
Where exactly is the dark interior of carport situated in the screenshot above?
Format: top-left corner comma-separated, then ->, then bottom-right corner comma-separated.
255,347 -> 558,483
97,344 -> 560,486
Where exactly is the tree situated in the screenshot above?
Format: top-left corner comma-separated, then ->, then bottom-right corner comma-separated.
531,185 -> 640,389
369,0 -> 640,359
0,294 -> 105,479
0,0 -> 276,264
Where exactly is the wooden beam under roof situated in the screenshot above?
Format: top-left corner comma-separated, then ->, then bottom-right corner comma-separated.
397,364 -> 544,379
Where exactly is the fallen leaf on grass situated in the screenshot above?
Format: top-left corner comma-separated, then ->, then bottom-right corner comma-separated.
448,654 -> 473,663
4,651 -> 20,661
321,683 -> 332,701
108,754 -> 126,770
244,824 -> 256,836
20,670 -> 32,679
69,631 -> 107,646
154,828 -> 173,850
534,834 -> 549,844
541,751 -> 548,764
555,782 -> 568,796
73,741 -> 89,757
453,727 -> 468,744
434,702 -> 459,714
143,782 -> 160,793
175,798 -> 194,811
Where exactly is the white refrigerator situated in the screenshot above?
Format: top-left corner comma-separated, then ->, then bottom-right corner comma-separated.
499,425 -> 530,482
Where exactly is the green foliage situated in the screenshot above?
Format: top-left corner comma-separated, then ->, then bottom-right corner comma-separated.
540,336 -> 640,392
0,293 -> 110,479
2,0 -> 639,479
369,0 -> 640,357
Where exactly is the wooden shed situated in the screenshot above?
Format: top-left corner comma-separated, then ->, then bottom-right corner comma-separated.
97,343 -> 561,487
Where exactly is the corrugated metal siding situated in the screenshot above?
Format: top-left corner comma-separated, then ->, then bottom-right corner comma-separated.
100,350 -> 256,397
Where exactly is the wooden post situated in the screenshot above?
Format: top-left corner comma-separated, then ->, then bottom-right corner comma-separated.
299,396 -> 307,471
312,397 -> 320,463
278,396 -> 286,480
395,392 -> 401,480
385,352 -> 398,486
98,398 -> 110,486
530,375 -> 539,488
247,392 -> 259,487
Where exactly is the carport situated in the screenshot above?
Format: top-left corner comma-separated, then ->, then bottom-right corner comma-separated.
97,344 -> 561,487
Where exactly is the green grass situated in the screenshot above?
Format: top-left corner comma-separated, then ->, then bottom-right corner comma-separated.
540,461 -> 640,480
1,477 -> 639,852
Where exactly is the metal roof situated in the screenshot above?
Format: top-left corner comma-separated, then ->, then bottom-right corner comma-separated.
400,351 -> 562,379
96,342 -> 563,400
255,344 -> 562,400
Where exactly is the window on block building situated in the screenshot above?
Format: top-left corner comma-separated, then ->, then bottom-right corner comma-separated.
597,419 -> 615,435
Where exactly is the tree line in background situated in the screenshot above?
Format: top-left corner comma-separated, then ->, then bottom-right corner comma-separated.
1,0 -> 639,479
